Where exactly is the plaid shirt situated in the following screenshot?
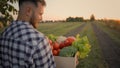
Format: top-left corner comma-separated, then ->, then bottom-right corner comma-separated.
0,21 -> 56,68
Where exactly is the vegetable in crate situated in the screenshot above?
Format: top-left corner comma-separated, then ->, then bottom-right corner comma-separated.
72,34 -> 91,59
48,34 -> 57,42
56,36 -> 67,44
59,46 -> 77,57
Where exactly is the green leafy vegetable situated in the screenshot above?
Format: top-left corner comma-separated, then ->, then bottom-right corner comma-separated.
59,46 -> 77,57
48,34 -> 57,42
72,34 -> 91,59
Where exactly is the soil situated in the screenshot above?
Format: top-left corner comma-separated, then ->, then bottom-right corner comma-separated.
65,22 -> 120,68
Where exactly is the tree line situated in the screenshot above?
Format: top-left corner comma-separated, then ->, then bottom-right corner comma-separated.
66,14 -> 95,22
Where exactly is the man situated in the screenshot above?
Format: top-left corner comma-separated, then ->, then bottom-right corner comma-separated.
0,0 -> 56,68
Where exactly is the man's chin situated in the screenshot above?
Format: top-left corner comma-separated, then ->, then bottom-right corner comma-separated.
31,22 -> 39,29
33,25 -> 37,29
34,24 -> 39,29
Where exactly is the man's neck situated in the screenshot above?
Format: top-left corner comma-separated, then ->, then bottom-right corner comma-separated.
17,14 -> 29,22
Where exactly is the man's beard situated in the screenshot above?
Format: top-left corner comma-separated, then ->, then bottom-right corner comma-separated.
29,13 -> 37,28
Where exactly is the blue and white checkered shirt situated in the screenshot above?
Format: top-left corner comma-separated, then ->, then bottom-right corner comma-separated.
0,21 -> 56,68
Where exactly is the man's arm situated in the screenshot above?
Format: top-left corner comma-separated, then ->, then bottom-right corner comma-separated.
32,37 -> 56,68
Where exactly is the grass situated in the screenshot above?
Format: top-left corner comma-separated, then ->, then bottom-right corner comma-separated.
38,22 -> 83,36
76,22 -> 107,68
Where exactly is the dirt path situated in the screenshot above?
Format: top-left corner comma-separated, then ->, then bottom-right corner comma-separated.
91,23 -> 120,68
64,23 -> 86,37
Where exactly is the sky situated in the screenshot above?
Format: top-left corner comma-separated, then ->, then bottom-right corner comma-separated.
13,0 -> 120,20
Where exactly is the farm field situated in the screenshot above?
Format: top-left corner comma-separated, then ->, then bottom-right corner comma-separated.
95,21 -> 120,46
38,22 -> 84,36
0,21 -> 120,68
38,22 -> 120,68
91,22 -> 120,68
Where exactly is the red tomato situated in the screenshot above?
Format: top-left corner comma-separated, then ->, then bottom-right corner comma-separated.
65,36 -> 76,46
53,50 -> 58,56
57,49 -> 60,54
67,36 -> 76,42
59,42 -> 65,49
64,40 -> 71,46
49,39 -> 53,45
53,42 -> 59,50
